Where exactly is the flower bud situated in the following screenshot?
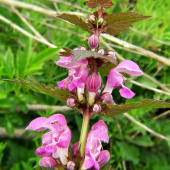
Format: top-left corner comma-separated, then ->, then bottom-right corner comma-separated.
101,93 -> 114,105
67,161 -> 75,170
106,50 -> 116,59
73,46 -> 86,51
98,49 -> 104,55
85,18 -> 89,24
40,157 -> 57,169
67,97 -> 76,107
98,17 -> 104,24
88,34 -> 99,49
89,15 -> 95,22
86,73 -> 101,93
93,103 -> 102,113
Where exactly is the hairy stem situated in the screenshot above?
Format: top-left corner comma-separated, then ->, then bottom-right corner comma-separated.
78,109 -> 91,157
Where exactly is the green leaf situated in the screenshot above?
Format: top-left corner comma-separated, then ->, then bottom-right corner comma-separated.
86,0 -> 114,9
104,12 -> 152,35
117,142 -> 140,164
100,164 -> 114,170
56,13 -> 92,33
4,48 -> 15,78
128,135 -> 154,147
97,63 -> 116,75
104,99 -> 170,117
5,121 -> 14,136
16,39 -> 31,77
72,50 -> 117,64
31,47 -> 59,64
3,76 -> 69,103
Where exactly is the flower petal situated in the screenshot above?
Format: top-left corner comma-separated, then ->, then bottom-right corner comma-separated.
72,142 -> 79,154
57,77 -> 72,90
56,55 -> 77,68
114,60 -> 143,76
52,146 -> 68,165
84,157 -> 94,169
98,150 -> 110,166
103,69 -> 123,93
119,85 -> 135,99
46,114 -> 67,127
42,132 -> 52,145
57,127 -> 71,148
25,117 -> 47,131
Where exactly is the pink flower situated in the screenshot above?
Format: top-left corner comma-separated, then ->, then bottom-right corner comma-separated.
73,120 -> 109,170
100,93 -> 114,105
39,157 -> 57,169
26,114 -> 71,165
56,47 -> 89,99
103,60 -> 143,99
88,34 -> 99,49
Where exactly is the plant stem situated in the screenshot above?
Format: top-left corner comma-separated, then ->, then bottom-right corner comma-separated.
78,109 -> 91,157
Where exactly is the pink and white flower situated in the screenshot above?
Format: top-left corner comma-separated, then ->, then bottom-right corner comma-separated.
26,114 -> 71,166
56,47 -> 89,101
72,120 -> 110,170
103,60 -> 143,99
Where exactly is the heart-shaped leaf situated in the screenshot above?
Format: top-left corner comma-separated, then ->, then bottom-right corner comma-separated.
56,13 -> 92,33
104,12 -> 152,35
103,99 -> 170,117
72,50 -> 117,64
3,76 -> 69,103
86,0 -> 114,9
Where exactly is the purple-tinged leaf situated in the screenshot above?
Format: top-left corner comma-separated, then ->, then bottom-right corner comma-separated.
102,99 -> 170,117
56,13 -> 92,33
72,50 -> 116,64
3,76 -> 69,103
86,0 -> 114,9
104,12 -> 152,35
59,47 -> 72,57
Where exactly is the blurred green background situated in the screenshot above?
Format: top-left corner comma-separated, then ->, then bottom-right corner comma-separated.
0,0 -> 170,170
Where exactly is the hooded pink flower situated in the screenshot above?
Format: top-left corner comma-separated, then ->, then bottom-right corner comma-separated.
56,47 -> 89,93
26,114 -> 71,165
103,60 -> 143,99
72,120 -> 110,170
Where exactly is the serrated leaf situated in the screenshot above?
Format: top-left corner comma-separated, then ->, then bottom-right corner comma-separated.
72,50 -> 116,64
59,47 -> 72,57
100,164 -> 114,170
56,13 -> 92,33
104,99 -> 170,117
104,12 -> 152,35
86,0 -> 114,9
3,76 -> 69,103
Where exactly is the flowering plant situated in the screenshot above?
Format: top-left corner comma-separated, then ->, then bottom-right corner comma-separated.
4,0 -> 170,169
